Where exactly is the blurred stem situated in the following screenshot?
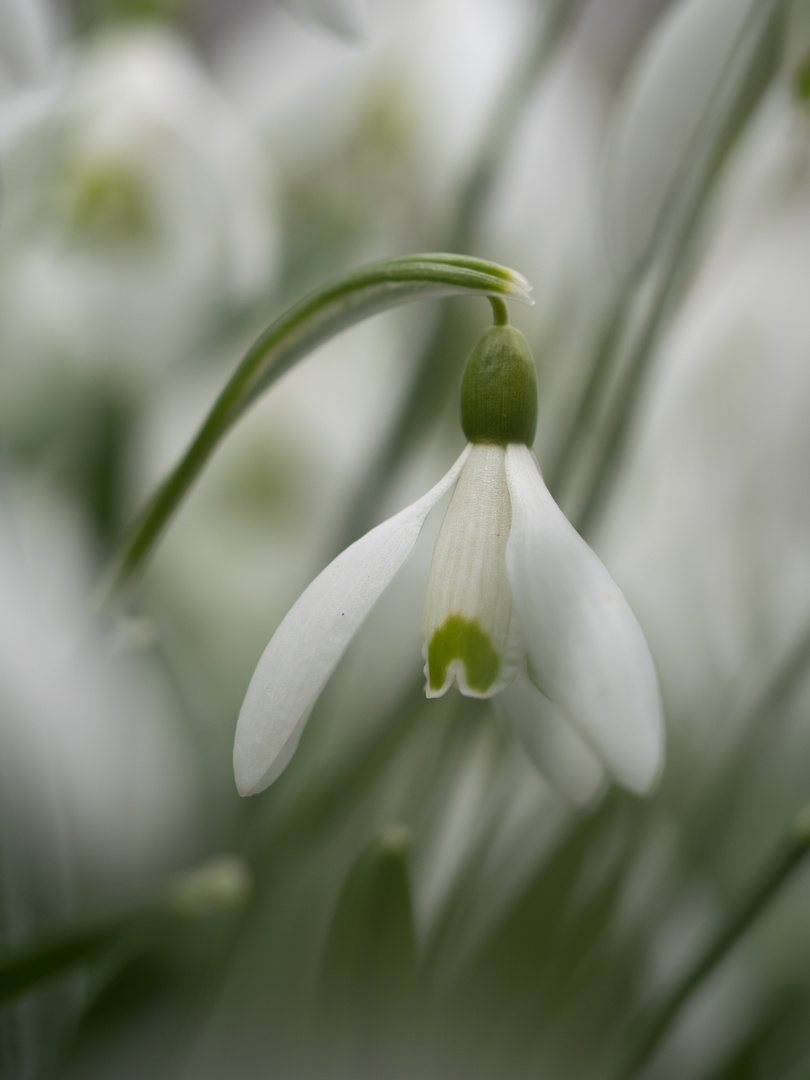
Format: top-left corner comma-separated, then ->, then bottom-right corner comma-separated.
688,617 -> 810,865
748,620 -> 810,722
0,856 -> 249,1003
337,0 -> 586,547
610,807 -> 810,1080
567,0 -> 785,537
450,0 -> 586,253
544,292 -> 628,498
101,255 -> 531,602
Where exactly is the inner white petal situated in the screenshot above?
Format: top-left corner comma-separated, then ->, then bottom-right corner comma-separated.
497,669 -> 607,807
421,443 -> 525,699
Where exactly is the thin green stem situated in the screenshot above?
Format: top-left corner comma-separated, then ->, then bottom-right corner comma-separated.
100,254 -> 531,603
489,296 -> 509,326
608,807 -> 810,1080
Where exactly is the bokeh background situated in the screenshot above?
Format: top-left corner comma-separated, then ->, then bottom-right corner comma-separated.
3,0 -> 810,1077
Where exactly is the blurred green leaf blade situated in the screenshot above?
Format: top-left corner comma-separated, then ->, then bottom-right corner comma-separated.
0,856 -> 250,1004
318,827 -> 420,1074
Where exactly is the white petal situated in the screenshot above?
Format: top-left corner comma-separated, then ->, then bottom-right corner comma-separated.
421,443 -> 525,699
497,669 -> 606,807
505,445 -> 664,794
234,446 -> 470,796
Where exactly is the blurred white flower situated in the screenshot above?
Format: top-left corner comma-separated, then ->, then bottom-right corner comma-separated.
0,481 -> 200,880
234,326 -> 663,800
216,0 -> 526,247
0,24 -> 277,415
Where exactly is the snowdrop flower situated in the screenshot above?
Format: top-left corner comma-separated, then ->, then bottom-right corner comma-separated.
0,482 -> 199,875
234,324 -> 664,800
0,24 -> 276,408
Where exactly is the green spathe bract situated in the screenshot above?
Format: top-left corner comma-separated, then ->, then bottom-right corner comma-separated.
460,325 -> 538,445
428,613 -> 500,693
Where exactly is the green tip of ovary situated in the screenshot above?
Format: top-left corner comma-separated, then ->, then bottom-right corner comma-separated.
428,614 -> 500,694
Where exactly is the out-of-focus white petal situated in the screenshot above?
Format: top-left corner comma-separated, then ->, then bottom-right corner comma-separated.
497,669 -> 606,807
0,25 -> 278,411
422,444 -> 524,699
281,0 -> 368,38
504,445 -> 664,794
234,446 -> 470,796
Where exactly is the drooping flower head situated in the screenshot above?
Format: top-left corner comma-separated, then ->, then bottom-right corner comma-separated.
234,321 -> 664,802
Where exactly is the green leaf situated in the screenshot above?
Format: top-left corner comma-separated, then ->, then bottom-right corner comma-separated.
604,805 -> 810,1080
0,856 -> 250,1004
318,828 -> 420,1072
320,827 -> 418,1007
102,253 -> 532,602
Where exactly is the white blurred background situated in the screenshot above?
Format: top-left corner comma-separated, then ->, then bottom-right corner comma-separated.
3,1 -> 810,1077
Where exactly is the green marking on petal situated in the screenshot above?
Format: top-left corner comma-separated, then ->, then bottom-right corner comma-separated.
428,614 -> 500,694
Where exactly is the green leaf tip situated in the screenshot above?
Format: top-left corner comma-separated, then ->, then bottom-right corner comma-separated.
103,253 -> 532,603
166,855 -> 252,917
320,827 -> 418,1008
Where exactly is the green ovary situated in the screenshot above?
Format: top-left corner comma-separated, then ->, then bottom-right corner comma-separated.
428,614 -> 500,694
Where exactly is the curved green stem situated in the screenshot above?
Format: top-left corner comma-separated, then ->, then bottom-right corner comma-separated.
101,254 -> 531,603
609,806 -> 810,1080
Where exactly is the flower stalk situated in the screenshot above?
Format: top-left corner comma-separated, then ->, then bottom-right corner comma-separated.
101,254 -> 532,603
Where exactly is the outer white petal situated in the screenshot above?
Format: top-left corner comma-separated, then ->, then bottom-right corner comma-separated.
234,446 -> 470,796
497,669 -> 606,807
505,445 -> 664,794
